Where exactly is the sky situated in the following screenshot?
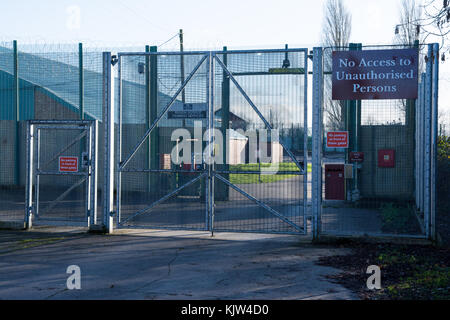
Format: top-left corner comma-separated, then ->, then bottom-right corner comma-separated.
0,0 -> 411,48
0,0 -> 448,126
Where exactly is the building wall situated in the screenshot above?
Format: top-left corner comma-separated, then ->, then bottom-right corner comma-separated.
228,139 -> 247,165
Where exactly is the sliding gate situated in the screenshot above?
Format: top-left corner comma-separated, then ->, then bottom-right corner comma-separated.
116,48 -> 309,234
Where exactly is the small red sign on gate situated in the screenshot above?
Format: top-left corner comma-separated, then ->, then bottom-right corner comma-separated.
327,131 -> 349,148
59,157 -> 79,172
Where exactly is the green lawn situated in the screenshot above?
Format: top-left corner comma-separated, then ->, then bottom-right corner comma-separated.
228,162 -> 311,184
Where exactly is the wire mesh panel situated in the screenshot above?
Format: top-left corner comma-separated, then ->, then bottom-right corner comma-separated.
211,49 -> 308,234
117,51 -> 209,230
116,49 -> 308,235
0,42 -> 21,224
0,42 -> 107,228
26,121 -> 98,227
319,44 -> 431,238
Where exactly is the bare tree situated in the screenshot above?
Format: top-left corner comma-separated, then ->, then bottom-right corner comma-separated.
322,0 -> 352,49
321,0 -> 352,131
395,0 -> 450,57
395,0 -> 425,122
395,0 -> 424,46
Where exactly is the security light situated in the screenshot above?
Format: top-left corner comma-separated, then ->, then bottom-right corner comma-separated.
138,62 -> 145,74
282,44 -> 290,68
111,55 -> 118,66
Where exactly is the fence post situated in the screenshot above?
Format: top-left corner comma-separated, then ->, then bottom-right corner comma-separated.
303,48 -> 309,232
431,43 -> 439,241
25,122 -> 34,229
312,47 -> 324,240
13,40 -> 20,186
145,45 -> 151,192
79,43 -> 84,119
424,44 -> 433,239
103,52 -> 115,234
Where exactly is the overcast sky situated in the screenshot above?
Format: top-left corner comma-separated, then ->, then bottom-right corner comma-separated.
0,0 -> 448,124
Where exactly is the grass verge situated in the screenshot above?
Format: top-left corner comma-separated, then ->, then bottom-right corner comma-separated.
317,242 -> 450,300
229,162 -> 310,184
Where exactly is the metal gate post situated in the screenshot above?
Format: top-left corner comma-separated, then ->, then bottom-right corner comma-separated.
85,123 -> 92,227
312,47 -> 324,240
424,45 -> 433,239
89,120 -> 99,227
419,73 -> 425,214
103,52 -> 115,234
431,43 -> 439,241
205,52 -> 211,231
208,52 -> 215,236
303,49 -> 309,232
25,122 -> 34,230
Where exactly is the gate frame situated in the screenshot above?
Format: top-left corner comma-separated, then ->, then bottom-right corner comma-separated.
112,48 -> 309,235
25,120 -> 98,229
311,44 -> 439,241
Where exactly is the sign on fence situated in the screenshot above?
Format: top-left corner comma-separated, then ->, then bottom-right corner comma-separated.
59,157 -> 79,172
332,48 -> 418,100
168,103 -> 207,119
327,131 -> 349,148
349,151 -> 365,162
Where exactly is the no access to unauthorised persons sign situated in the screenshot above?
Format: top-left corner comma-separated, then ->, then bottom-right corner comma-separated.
332,48 -> 418,100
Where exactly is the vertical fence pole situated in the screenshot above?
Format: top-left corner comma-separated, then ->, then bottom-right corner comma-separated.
89,120 -> 99,227
431,43 -> 439,241
209,53 -> 215,236
303,49 -> 309,232
179,30 -> 186,104
103,52 -> 115,234
79,43 -> 84,119
13,40 -> 20,186
219,47 -> 230,201
25,122 -> 34,229
414,75 -> 422,211
420,73 -> 426,216
145,45 -> 151,192
424,45 -> 433,239
205,53 -> 211,232
312,47 -> 324,240
149,46 -> 159,192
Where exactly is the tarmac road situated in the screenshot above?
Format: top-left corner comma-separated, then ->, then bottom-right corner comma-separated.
0,227 -> 358,300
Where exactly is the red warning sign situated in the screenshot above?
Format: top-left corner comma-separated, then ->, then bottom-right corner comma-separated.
327,131 -> 349,148
59,157 -> 79,172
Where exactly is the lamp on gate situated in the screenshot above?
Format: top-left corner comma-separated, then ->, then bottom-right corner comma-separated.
282,44 -> 291,68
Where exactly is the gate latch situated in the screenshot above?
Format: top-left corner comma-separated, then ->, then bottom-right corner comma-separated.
81,152 -> 91,168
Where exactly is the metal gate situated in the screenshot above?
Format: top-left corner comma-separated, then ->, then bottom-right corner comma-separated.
116,48 -> 308,234
25,120 -> 98,228
311,44 -> 439,240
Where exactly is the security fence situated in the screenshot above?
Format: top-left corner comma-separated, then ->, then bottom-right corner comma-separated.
0,40 -> 439,241
0,41 -> 138,227
115,49 -> 308,234
312,43 -> 439,239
